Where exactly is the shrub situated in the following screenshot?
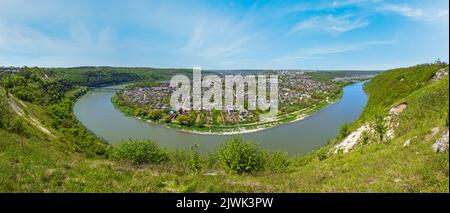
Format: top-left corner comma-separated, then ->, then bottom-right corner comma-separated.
148,109 -> 162,120
218,137 -> 266,174
445,112 -> 449,127
267,152 -> 290,173
7,117 -> 26,135
134,108 -> 147,117
110,140 -> 168,164
316,147 -> 329,161
339,123 -> 350,139
188,144 -> 204,173
360,130 -> 370,146
372,114 -> 387,142
176,115 -> 193,126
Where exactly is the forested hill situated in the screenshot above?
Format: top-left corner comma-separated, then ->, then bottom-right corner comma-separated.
0,66 -> 192,156
41,67 -> 192,87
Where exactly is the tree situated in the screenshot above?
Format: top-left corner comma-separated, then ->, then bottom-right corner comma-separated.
372,114 -> 387,142
218,137 -> 266,174
134,108 -> 146,117
360,130 -> 370,146
176,115 -> 192,126
339,123 -> 351,139
0,92 -> 12,129
189,111 -> 197,125
197,112 -> 207,127
148,109 -> 162,120
188,144 -> 204,173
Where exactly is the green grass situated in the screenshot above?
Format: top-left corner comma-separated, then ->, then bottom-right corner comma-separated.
1,123 -> 446,192
361,64 -> 447,121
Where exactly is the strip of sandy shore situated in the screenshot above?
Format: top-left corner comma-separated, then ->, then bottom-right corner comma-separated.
169,114 -> 309,135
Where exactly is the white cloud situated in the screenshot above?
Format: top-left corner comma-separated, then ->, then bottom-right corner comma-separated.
273,40 -> 396,64
378,4 -> 449,22
0,20 -> 119,67
286,0 -> 381,14
178,12 -> 260,67
330,0 -> 382,8
292,14 -> 369,34
378,4 -> 424,17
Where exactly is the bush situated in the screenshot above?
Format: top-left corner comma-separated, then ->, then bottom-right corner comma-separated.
176,115 -> 193,126
316,147 -> 329,161
148,109 -> 163,120
372,114 -> 387,142
360,130 -> 370,146
188,144 -> 204,173
7,117 -> 26,135
267,152 -> 290,173
218,137 -> 266,174
110,140 -> 168,164
339,123 -> 350,139
134,108 -> 147,117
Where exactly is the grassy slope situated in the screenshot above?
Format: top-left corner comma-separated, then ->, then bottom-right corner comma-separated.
0,64 -> 448,192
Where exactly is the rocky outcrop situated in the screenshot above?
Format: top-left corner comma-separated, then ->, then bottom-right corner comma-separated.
403,137 -> 416,147
432,130 -> 449,153
385,117 -> 396,141
334,124 -> 372,153
389,103 -> 407,116
426,127 -> 441,140
432,67 -> 449,81
385,103 -> 407,141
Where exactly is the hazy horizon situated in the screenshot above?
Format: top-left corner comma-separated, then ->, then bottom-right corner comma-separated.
1,65 -> 388,72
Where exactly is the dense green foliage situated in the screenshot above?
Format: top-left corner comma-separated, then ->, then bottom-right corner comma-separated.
1,68 -> 74,105
218,137 -> 267,174
107,137 -> 290,175
42,67 -> 191,87
1,68 -> 107,156
187,144 -> 205,173
175,115 -> 194,126
338,123 -> 350,139
266,152 -> 291,173
110,140 -> 169,164
0,90 -> 28,135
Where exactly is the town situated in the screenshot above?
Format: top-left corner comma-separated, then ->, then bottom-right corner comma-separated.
0,66 -> 23,73
113,71 -> 345,128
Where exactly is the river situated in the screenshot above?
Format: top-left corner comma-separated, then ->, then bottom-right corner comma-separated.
74,81 -> 367,155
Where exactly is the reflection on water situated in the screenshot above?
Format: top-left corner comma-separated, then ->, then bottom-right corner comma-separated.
74,82 -> 367,155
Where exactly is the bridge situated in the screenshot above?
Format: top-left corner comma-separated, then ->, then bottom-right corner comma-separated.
90,88 -> 126,92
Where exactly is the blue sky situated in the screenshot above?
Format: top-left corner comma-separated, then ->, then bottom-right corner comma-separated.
0,0 -> 448,70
